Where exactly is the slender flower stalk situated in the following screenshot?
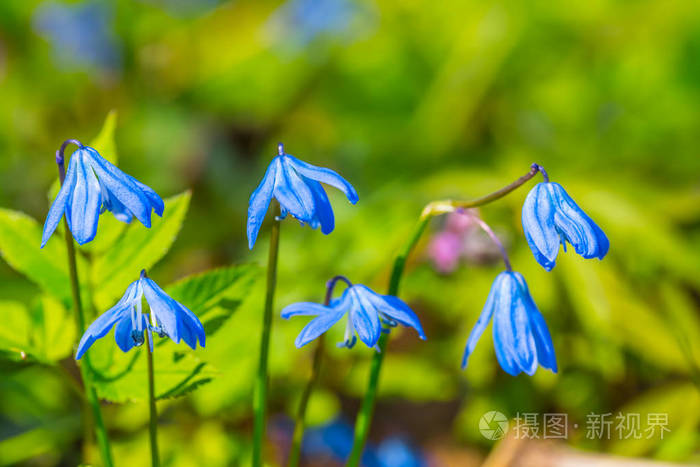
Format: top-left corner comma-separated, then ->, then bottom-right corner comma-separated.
288,275 -> 351,467
146,330 -> 160,467
56,140 -> 114,467
346,164 -> 545,466
252,201 -> 281,467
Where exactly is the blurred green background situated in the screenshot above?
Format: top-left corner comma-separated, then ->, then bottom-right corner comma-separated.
1,0 -> 700,465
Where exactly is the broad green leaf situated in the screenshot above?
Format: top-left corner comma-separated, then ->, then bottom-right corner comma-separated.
88,264 -> 260,403
0,296 -> 75,364
166,264 -> 261,321
0,208 -> 76,305
91,191 -> 191,310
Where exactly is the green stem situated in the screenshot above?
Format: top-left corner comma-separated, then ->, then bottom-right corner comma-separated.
64,220 -> 114,467
346,165 -> 542,466
287,336 -> 325,467
253,201 -> 281,467
146,331 -> 160,467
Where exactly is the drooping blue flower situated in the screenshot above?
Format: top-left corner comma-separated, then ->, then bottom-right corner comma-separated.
42,144 -> 164,247
462,271 -> 556,376
282,283 -> 425,349
247,143 -> 358,249
76,270 -> 204,359
522,182 -> 609,271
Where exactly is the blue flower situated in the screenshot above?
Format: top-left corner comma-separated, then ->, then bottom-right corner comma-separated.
282,283 -> 425,349
76,270 -> 205,359
247,143 -> 358,249
42,145 -> 164,247
522,182 -> 609,271
462,271 -> 556,376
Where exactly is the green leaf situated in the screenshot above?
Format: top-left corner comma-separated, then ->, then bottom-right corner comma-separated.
91,191 -> 191,310
0,296 -> 75,364
0,208 -> 76,305
88,264 -> 260,403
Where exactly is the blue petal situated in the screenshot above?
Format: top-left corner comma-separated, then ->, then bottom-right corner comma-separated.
85,147 -> 153,228
294,308 -> 347,348
550,183 -> 609,261
359,286 -> 426,340
492,272 -> 537,376
130,177 -> 164,217
461,273 -> 502,369
247,157 -> 278,249
76,281 -> 141,359
274,158 -> 316,224
513,274 -> 557,372
142,277 -> 180,343
306,179 -> 335,234
99,180 -> 133,223
69,151 -> 102,245
114,313 -> 148,353
285,154 -> 359,204
522,183 -> 560,271
175,301 -> 206,348
281,302 -> 336,318
348,286 -> 381,348
41,151 -> 79,248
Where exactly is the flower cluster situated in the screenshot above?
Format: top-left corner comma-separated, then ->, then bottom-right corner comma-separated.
462,168 -> 608,375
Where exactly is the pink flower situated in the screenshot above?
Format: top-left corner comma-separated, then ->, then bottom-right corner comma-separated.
428,230 -> 464,274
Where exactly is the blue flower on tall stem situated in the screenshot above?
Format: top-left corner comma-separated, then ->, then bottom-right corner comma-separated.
247,143 -> 358,249
76,270 -> 204,359
521,167 -> 609,271
42,141 -> 164,247
282,278 -> 425,349
462,270 -> 556,376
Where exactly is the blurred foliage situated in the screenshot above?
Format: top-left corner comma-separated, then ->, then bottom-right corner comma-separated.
0,0 -> 699,465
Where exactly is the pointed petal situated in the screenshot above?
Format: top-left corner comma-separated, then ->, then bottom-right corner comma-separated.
550,183 -> 609,261
461,272 -> 503,368
358,285 -> 425,340
349,287 -> 381,348
130,177 -> 164,217
41,153 -> 78,248
294,308 -> 347,348
513,274 -> 557,372
274,159 -> 316,224
69,151 -> 102,245
76,281 -> 140,360
175,301 -> 205,348
286,155 -> 358,204
85,147 -> 153,227
142,277 -> 180,343
522,183 -> 560,271
281,302 -> 334,318
306,180 -> 335,234
247,158 -> 278,249
99,180 -> 134,223
492,272 -> 537,375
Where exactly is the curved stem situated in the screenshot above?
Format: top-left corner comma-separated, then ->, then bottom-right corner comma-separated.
346,164 -> 540,466
470,216 -> 512,271
288,275 -> 351,467
253,201 -> 281,467
57,144 -> 114,467
146,331 -> 160,467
